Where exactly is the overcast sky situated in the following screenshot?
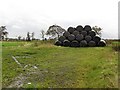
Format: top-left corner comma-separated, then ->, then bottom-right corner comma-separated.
0,0 -> 119,39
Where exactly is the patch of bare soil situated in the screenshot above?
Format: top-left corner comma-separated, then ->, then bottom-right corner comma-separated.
7,64 -> 39,88
7,73 -> 27,88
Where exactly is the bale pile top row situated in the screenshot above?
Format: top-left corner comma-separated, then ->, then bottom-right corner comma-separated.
55,25 -> 106,47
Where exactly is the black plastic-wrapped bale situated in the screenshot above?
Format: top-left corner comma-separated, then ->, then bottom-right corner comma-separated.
89,30 -> 96,37
70,40 -> 80,47
72,31 -> 79,36
85,35 -> 92,42
63,31 -> 70,38
63,39 -> 70,47
80,40 -> 88,47
81,31 -> 87,36
84,25 -> 92,32
68,34 -> 75,41
58,36 -> 66,42
67,27 -> 75,34
76,34 -> 84,41
93,35 -> 101,45
88,41 -> 96,47
98,40 -> 106,47
76,25 -> 83,32
55,41 -> 62,46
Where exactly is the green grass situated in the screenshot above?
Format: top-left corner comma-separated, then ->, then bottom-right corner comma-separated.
111,41 -> 120,51
2,41 -> 22,47
2,41 -> 118,88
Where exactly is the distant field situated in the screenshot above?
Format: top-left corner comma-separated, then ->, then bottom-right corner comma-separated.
2,40 -> 118,88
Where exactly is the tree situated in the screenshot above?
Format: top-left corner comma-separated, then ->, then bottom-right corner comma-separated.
31,32 -> 35,40
92,26 -> 102,37
40,30 -> 45,40
3,31 -> 8,41
18,36 -> 21,41
46,25 -> 66,39
0,26 -> 8,41
26,32 -> 31,41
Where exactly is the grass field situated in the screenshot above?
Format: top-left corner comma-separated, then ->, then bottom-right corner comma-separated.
1,40 -> 119,88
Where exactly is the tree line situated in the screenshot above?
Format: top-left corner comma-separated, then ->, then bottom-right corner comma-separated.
0,25 -> 102,41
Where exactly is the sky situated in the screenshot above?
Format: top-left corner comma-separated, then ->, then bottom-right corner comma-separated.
0,0 -> 119,39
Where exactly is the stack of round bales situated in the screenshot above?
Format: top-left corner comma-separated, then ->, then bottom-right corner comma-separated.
55,25 -> 106,47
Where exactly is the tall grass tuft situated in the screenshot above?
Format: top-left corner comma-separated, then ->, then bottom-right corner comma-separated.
32,40 -> 55,47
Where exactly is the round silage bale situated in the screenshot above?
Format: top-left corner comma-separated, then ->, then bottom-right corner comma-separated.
63,39 -> 70,47
88,41 -> 96,47
98,40 -> 106,47
68,34 -> 75,41
73,31 -> 79,36
76,25 -> 83,32
55,41 -> 62,46
85,35 -> 92,42
63,31 -> 70,38
76,34 -> 84,41
93,35 -> 101,45
81,31 -> 87,36
70,40 -> 80,47
84,25 -> 92,32
80,40 -> 87,47
67,27 -> 75,34
58,36 -> 66,42
89,30 -> 96,37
